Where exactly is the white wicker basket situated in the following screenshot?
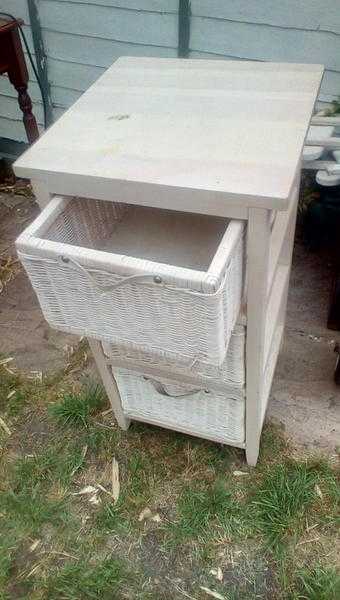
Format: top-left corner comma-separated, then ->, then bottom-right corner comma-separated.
103,325 -> 245,392
16,196 -> 245,364
114,368 -> 245,446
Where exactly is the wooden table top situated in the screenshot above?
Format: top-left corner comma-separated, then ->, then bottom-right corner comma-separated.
14,57 -> 323,213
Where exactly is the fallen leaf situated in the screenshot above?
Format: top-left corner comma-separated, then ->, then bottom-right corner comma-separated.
233,471 -> 249,477
138,507 -> 152,522
315,484 -> 323,499
151,513 -> 162,523
209,567 -> 223,582
0,357 -> 14,366
73,485 -> 97,496
111,457 -> 120,504
29,540 -> 41,553
200,587 -> 226,600
0,416 -> 11,435
89,493 -> 101,506
100,408 -> 113,416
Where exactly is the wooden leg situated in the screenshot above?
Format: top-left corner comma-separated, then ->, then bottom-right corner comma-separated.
16,84 -> 39,143
31,179 -> 52,209
279,179 -> 299,330
89,339 -> 130,431
245,208 -> 271,466
6,27 -> 39,144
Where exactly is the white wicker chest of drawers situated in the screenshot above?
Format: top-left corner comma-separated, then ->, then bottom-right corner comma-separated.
14,57 -> 323,465
103,325 -> 246,447
16,196 -> 245,365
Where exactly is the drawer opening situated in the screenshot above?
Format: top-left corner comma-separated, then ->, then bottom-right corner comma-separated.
16,195 -> 245,363
41,197 -> 234,275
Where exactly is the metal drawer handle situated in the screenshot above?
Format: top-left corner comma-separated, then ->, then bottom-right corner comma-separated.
142,376 -> 209,398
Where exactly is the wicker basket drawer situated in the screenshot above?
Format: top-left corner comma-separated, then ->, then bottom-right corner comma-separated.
115,369 -> 245,446
103,325 -> 245,391
16,196 -> 245,365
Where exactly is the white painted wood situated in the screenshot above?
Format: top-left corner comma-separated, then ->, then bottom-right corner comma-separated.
307,125 -> 335,140
31,180 -> 52,210
89,339 -> 130,430
14,57 -> 323,213
311,115 -> 340,126
263,264 -> 290,371
303,159 -> 337,171
261,324 -> 285,424
245,208 -> 271,466
303,147 -> 324,162
267,184 -> 297,296
304,137 -> 340,149
261,175 -> 299,421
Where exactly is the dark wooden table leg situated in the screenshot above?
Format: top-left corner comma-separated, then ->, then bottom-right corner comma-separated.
15,84 -> 39,143
5,26 -> 39,143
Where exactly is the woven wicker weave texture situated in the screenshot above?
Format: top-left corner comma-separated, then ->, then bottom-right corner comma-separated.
16,196 -> 245,365
114,368 -> 245,446
102,325 -> 245,391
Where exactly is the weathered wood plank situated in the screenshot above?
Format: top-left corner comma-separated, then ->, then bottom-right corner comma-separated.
0,0 -> 30,24
39,1 -> 178,47
0,116 -> 43,142
40,0 -> 178,12
191,1 -> 340,35
43,30 -> 177,68
191,17 -> 340,71
0,95 -> 44,125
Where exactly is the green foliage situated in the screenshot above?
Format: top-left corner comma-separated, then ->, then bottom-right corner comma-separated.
0,488 -> 68,534
50,382 -> 106,428
95,501 -> 125,533
13,441 -> 87,490
291,565 -> 340,600
167,479 -> 242,543
0,363 -> 27,416
44,557 -> 127,600
251,461 -> 322,547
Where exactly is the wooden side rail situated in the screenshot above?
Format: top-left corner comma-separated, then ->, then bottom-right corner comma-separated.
267,189 -> 296,298
311,116 -> 340,127
263,264 -> 290,375
304,137 -> 340,150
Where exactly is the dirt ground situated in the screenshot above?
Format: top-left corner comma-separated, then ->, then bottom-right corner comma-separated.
1,189 -> 339,457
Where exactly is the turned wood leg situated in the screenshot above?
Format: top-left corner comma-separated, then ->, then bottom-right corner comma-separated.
16,84 -> 39,143
6,26 -> 39,144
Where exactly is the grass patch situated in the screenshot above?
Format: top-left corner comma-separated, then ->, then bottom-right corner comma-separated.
166,479 -> 244,546
43,557 -> 128,600
251,461 -> 322,548
12,441 -> 87,490
0,488 -> 69,535
290,565 -> 340,600
49,382 -> 106,428
0,362 -> 32,417
1,361 -> 339,599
